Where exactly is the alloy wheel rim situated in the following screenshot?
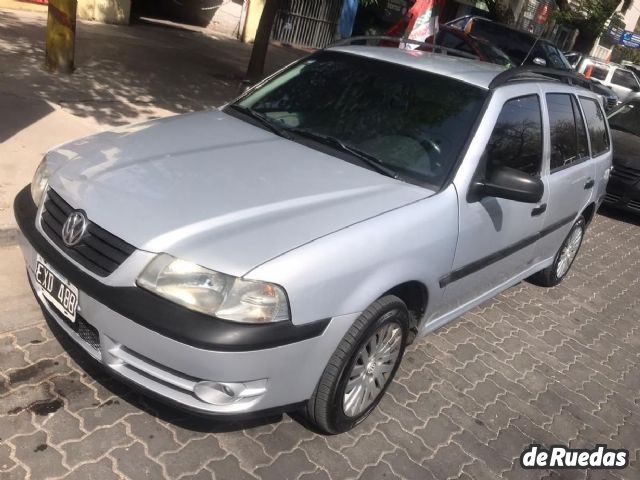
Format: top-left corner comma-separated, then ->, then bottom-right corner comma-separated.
556,226 -> 583,279
343,317 -> 402,418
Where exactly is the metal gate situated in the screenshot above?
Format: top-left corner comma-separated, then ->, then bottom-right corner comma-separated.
271,0 -> 344,49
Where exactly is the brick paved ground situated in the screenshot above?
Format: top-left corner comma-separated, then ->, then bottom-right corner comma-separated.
1,209 -> 639,480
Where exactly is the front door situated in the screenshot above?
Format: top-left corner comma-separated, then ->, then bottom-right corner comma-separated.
433,89 -> 549,320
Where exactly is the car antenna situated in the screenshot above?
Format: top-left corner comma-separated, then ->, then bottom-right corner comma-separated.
521,29 -> 544,67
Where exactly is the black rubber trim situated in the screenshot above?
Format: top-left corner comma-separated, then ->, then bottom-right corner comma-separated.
439,212 -> 577,288
15,186 -> 330,351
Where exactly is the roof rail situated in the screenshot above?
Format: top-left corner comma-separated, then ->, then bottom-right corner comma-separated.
327,36 -> 479,60
489,66 -> 594,90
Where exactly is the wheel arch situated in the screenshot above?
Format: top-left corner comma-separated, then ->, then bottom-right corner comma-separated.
383,280 -> 429,344
581,202 -> 596,226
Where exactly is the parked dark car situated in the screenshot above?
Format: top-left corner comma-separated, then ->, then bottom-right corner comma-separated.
603,100 -> 640,213
446,16 -> 571,69
445,17 -> 619,109
420,25 -> 514,66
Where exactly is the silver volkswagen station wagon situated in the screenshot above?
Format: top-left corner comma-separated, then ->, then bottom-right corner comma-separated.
15,44 -> 612,433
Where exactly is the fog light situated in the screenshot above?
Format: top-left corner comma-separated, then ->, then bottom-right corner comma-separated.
193,379 -> 267,406
194,382 -> 241,405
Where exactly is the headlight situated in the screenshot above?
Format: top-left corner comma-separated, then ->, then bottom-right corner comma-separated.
31,157 -> 50,206
136,254 -> 290,324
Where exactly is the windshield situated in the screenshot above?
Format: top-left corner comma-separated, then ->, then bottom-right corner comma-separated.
608,101 -> 640,136
231,51 -> 487,189
540,43 -> 572,70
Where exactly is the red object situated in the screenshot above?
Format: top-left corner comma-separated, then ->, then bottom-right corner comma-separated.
535,3 -> 550,24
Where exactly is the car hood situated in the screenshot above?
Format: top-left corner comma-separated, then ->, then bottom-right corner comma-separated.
611,128 -> 640,171
47,110 -> 432,276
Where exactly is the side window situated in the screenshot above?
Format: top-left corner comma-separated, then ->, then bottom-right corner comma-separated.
485,95 -> 543,177
611,69 -> 639,90
580,97 -> 610,156
588,65 -> 609,81
571,96 -> 589,159
546,93 -> 589,171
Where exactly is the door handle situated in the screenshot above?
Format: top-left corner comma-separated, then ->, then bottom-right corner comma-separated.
531,203 -> 547,216
584,178 -> 595,189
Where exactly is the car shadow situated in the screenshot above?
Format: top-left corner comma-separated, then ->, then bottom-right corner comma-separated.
597,205 -> 640,227
42,307 -> 290,434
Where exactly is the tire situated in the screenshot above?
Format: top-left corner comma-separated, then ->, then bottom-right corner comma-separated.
529,216 -> 585,287
306,295 -> 409,434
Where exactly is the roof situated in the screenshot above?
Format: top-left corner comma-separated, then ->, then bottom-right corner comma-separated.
327,45 -> 506,89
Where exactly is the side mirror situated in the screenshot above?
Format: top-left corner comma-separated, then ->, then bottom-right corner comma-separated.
532,57 -> 547,67
474,166 -> 543,203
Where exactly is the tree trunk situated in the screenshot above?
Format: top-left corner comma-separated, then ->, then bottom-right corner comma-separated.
246,0 -> 282,81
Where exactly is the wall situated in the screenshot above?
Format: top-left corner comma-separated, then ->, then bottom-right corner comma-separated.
241,0 -> 265,43
77,0 -> 130,24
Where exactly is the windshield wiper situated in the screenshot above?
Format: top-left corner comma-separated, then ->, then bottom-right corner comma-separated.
227,104 -> 293,140
287,128 -> 402,180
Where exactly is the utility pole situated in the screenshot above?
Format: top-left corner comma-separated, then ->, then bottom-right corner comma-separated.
45,0 -> 78,73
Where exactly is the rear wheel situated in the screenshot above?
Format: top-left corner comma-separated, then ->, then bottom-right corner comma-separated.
530,217 -> 585,287
306,295 -> 409,434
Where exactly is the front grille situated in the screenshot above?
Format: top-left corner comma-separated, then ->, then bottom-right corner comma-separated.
628,200 -> 640,212
604,193 -> 622,203
611,165 -> 640,182
41,295 -> 100,353
40,190 -> 135,276
77,317 -> 100,351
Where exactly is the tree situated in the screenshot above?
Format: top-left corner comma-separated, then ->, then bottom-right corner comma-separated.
246,0 -> 284,81
554,0 -> 632,53
482,0 -> 516,25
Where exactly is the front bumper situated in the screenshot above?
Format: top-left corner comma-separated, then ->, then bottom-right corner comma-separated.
15,186 -> 356,415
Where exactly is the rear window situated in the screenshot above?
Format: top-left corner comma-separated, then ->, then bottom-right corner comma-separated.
579,97 -> 610,156
589,65 -> 609,81
546,93 -> 589,171
469,20 -> 533,64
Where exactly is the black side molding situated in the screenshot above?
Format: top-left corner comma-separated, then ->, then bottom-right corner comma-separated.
439,213 -> 577,288
14,186 -> 330,351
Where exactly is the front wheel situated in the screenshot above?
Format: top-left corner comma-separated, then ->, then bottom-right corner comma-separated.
306,295 -> 409,434
529,216 -> 585,287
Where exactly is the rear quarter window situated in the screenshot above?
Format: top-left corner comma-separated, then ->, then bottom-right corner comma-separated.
579,97 -> 610,156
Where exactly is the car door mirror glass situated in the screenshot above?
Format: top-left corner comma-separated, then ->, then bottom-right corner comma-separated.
532,57 -> 546,66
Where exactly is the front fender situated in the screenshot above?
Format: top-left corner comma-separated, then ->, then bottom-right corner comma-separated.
245,185 -> 459,326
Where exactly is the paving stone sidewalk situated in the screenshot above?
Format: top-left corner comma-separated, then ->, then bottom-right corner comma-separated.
1,209 -> 639,480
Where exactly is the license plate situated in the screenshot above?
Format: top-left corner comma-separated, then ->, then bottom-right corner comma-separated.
35,255 -> 78,323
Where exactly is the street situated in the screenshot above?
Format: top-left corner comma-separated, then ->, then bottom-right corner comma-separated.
1,210 -> 639,479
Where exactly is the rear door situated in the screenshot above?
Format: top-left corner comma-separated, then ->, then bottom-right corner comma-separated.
535,88 -> 598,261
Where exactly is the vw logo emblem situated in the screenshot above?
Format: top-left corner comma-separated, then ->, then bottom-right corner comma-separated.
62,211 -> 88,247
